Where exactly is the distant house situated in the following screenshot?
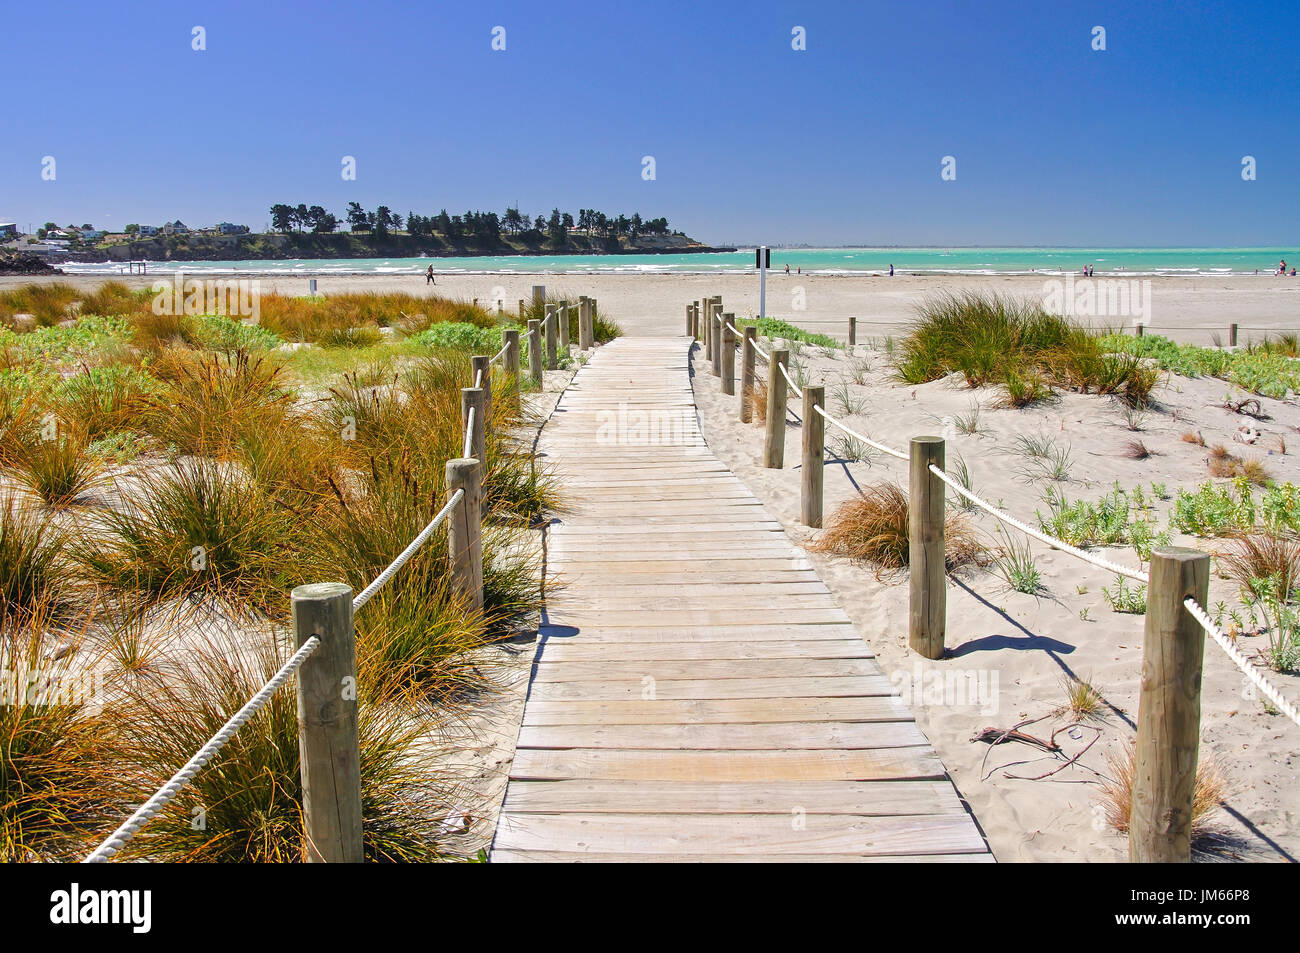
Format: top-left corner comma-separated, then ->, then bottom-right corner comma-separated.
0,223 -> 18,238
218,222 -> 249,235
162,220 -> 189,235
136,225 -> 159,236
80,229 -> 105,241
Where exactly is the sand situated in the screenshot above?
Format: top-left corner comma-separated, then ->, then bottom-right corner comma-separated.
9,270 -> 1299,860
7,272 -> 1300,347
690,333 -> 1300,862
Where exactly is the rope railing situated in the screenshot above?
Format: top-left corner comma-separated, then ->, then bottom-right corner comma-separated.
463,406 -> 476,459
814,404 -> 909,461
693,295 -> 1299,863
1183,597 -> 1300,729
352,488 -> 466,612
84,635 -> 323,863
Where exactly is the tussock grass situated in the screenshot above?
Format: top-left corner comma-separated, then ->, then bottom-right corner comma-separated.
108,640 -> 456,862
1056,674 -> 1106,721
811,483 -> 984,575
0,496 -> 74,626
897,292 -> 1158,406
76,459 -> 295,617
1215,533 -> 1300,603
1,631 -> 117,861
1098,743 -> 1226,843
8,427 -> 105,509
0,282 -> 81,328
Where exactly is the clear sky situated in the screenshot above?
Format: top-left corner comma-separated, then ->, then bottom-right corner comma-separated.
4,0 -> 1297,246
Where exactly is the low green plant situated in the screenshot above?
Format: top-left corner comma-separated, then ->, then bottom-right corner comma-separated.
992,529 -> 1045,595
1102,575 -> 1147,614
1036,485 -> 1133,547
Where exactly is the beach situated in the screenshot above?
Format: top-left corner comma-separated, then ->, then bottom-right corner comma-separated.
7,271 -> 1300,346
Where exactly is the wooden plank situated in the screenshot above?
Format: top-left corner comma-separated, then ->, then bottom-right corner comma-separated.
502,780 -> 962,816
492,850 -> 994,863
543,609 -> 853,628
508,747 -> 946,782
528,658 -> 880,682
527,675 -> 897,701
521,697 -> 911,726
537,624 -> 862,642
494,812 -> 984,855
516,721 -> 928,750
536,639 -> 872,662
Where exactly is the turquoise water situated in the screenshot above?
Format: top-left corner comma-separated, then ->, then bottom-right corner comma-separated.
61,247 -> 1296,277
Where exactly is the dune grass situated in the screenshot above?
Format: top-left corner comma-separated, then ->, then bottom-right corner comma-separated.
897,292 -> 1158,406
0,282 -> 81,328
812,482 -> 985,575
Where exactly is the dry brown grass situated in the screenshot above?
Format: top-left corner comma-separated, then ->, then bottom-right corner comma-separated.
1181,430 -> 1206,446
811,482 -> 985,575
1098,743 -> 1227,843
1122,439 -> 1154,460
1215,533 -> 1300,602
747,378 -> 768,423
1207,445 -> 1271,485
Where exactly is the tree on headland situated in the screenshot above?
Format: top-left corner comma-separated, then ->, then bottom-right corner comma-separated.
346,202 -> 369,233
270,204 -> 295,233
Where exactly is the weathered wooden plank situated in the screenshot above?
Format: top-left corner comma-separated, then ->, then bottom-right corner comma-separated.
536,639 -> 871,662
516,721 -> 928,750
494,811 -> 983,855
492,850 -> 994,863
526,675 -> 896,701
502,780 -> 962,816
536,624 -> 861,642
508,747 -> 946,782
529,658 -> 880,682
520,696 -> 911,726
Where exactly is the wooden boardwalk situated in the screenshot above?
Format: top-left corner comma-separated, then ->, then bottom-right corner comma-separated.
491,337 -> 991,862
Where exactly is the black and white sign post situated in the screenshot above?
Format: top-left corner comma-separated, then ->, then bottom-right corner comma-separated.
756,245 -> 770,320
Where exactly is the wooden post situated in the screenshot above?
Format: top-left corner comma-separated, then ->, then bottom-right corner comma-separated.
1229,323 -> 1238,347
471,354 -> 491,419
292,582 -> 363,863
544,305 -> 558,370
764,348 -> 789,468
908,436 -> 946,660
686,303 -> 694,338
531,285 -> 546,313
518,298 -> 525,318
1130,547 -> 1210,864
849,316 -> 857,346
710,306 -> 723,378
704,305 -> 715,362
503,329 -> 521,394
801,385 -> 825,527
527,319 -> 543,387
579,298 -> 593,349
720,316 -> 737,395
445,458 -> 484,610
740,326 -> 757,422
558,300 -> 570,351
1136,323 -> 1144,338
461,387 -> 486,462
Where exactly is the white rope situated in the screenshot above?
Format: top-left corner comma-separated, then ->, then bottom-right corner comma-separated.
84,635 -> 322,863
813,404 -> 908,460
754,341 -> 771,362
490,341 -> 510,364
474,368 -> 483,389
777,361 -> 804,399
928,464 -> 1150,583
352,487 -> 465,611
1183,597 -> 1300,728
462,406 -> 476,462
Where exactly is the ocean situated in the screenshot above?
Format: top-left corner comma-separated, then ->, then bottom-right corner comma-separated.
57,247 -> 1296,278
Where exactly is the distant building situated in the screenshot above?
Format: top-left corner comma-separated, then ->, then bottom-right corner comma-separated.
80,229 -> 105,241
218,222 -> 249,235
162,220 -> 189,235
0,223 -> 18,238
136,224 -> 159,236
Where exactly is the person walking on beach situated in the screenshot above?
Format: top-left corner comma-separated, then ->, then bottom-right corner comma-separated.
784,263 -> 790,275
426,265 -> 435,285
889,264 -> 894,277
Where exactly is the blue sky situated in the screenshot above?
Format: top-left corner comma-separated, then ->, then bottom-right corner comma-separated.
4,0 -> 1297,246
